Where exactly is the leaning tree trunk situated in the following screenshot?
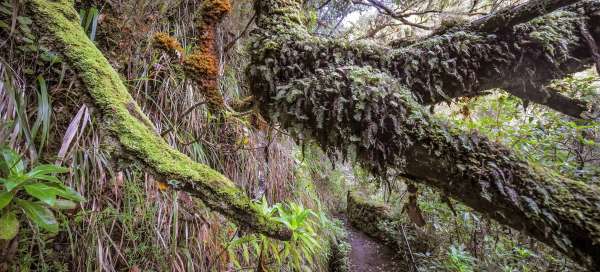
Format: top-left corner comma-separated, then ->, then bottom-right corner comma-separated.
249,0 -> 600,268
252,0 -> 600,119
25,0 -> 291,241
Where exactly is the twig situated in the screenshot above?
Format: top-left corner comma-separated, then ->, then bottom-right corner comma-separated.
400,224 -> 418,272
352,0 -> 433,30
225,13 -> 257,52
160,101 -> 207,136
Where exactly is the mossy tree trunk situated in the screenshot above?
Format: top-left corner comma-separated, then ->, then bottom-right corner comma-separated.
25,0 -> 291,241
252,0 -> 600,119
249,0 -> 600,268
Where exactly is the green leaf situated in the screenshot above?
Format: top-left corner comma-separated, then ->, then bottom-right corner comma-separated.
24,183 -> 57,206
0,191 -> 14,209
3,174 -> 29,192
48,184 -> 85,202
16,16 -> 32,25
15,199 -> 58,233
31,76 -> 52,154
0,211 -> 19,240
0,147 -> 25,176
53,199 -> 77,210
31,174 -> 61,183
27,164 -> 68,178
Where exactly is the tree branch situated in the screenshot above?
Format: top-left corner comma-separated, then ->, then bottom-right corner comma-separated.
253,0 -> 600,119
248,63 -> 600,268
251,0 -> 600,267
505,85 -> 591,119
351,0 -> 433,30
28,0 -> 291,241
467,0 -> 581,33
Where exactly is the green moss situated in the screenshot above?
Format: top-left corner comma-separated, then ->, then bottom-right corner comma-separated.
27,0 -> 291,240
348,66 -> 385,85
525,10 -> 580,58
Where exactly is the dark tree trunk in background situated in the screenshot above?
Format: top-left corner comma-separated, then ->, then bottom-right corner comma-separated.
249,0 -> 600,268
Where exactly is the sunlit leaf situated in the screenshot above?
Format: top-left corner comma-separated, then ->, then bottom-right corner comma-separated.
27,164 -> 68,178
15,199 -> 58,233
0,191 -> 14,209
0,211 -> 19,240
3,174 -> 29,192
53,199 -> 78,210
24,183 -> 58,206
0,147 -> 25,176
50,184 -> 85,202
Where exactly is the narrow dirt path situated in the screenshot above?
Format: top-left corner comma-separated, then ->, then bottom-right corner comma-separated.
340,216 -> 405,272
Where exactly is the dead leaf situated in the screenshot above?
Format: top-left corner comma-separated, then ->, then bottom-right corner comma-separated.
156,180 -> 169,191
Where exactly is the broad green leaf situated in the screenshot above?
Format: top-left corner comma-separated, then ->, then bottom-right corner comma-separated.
4,174 -> 29,192
24,183 -> 57,206
27,164 -> 68,178
31,174 -> 61,183
48,184 -> 85,202
15,199 -> 58,233
0,191 -> 14,209
0,147 -> 25,176
53,199 -> 77,210
0,211 -> 19,240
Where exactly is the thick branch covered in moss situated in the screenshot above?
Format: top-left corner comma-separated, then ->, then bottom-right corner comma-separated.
505,85 -> 592,119
250,0 -> 600,267
466,0 -> 581,33
252,0 -> 600,119
27,0 -> 291,240
248,62 -> 600,267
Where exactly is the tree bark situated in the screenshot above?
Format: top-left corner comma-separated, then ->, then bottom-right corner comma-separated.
466,0 -> 582,33
252,0 -> 600,118
504,85 -> 591,119
249,0 -> 600,268
26,0 -> 291,241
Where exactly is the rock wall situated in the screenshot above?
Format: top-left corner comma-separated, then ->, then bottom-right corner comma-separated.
347,191 -> 399,247
347,191 -> 432,258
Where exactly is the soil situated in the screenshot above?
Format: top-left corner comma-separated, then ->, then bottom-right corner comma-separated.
341,216 -> 407,272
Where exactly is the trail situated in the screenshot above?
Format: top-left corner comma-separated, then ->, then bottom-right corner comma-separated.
340,216 -> 405,272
